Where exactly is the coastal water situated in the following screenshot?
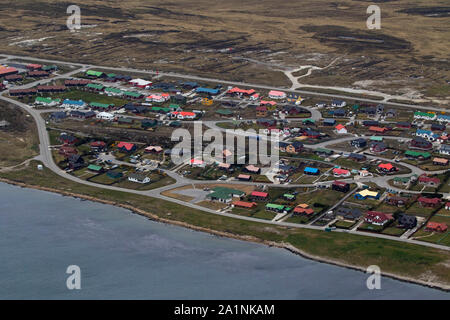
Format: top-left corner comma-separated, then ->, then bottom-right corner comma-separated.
0,182 -> 448,299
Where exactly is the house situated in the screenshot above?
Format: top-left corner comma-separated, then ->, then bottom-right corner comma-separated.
128,173 -> 151,184
331,100 -> 346,107
335,124 -> 347,134
351,138 -> 367,148
129,78 -> 152,88
256,106 -> 268,117
404,150 -> 431,160
170,111 -> 196,120
91,102 -> 114,110
268,90 -> 286,99
237,174 -> 251,181
69,110 -> 95,119
363,120 -> 379,127
431,123 -> 446,132
354,189 -> 380,200
27,70 -> 49,78
293,206 -> 314,216
418,174 -> 440,187
410,137 -> 433,150
369,126 -> 389,134
323,118 -> 336,126
58,146 -> 77,158
218,163 -> 232,171
49,111 -> 67,122
87,164 -> 103,173
386,196 -> 408,207
65,79 -> 90,87
190,159 -> 205,167
445,202 -> 450,210
250,191 -> 269,201
124,103 -> 148,114
425,222 -> 448,233
332,181 -> 350,193
26,63 -> 42,70
365,211 -> 393,226
392,176 -> 412,187
117,117 -> 134,125
59,133 -> 78,145
439,145 -> 450,156
433,157 -> 449,166
232,201 -> 257,209
37,85 -> 66,93
397,214 -> 417,229
266,203 -> 290,213
315,148 -> 333,157
315,102 -> 327,108
417,197 -> 441,208
396,121 -> 412,129
35,97 -> 60,107
85,83 -> 104,92
227,87 -> 256,96
90,141 -> 106,152
68,154 -> 84,170
117,142 -> 136,153
335,207 -> 362,220
145,146 -> 163,153
385,109 -> 397,118
245,165 -> 261,174
348,153 -> 366,162
85,70 -> 104,78
96,112 -> 115,121
378,163 -> 397,173
195,87 -> 220,96
9,88 -> 37,96
146,94 -> 170,103
370,142 -> 387,153
304,167 -> 319,175
285,141 -> 303,154
416,129 -> 439,142
282,193 -> 296,201
141,119 -> 159,129
436,114 -> 450,124
104,87 -> 123,97
414,111 -> 436,121
62,99 -> 86,109
0,66 -> 18,77
304,129 -> 320,139
207,187 -> 245,203
123,91 -> 144,100
332,168 -> 351,178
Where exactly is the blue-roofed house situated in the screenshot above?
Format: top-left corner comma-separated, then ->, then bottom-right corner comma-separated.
437,114 -> 450,124
195,87 -> 220,95
416,129 -> 440,142
304,167 -> 320,175
62,99 -> 86,109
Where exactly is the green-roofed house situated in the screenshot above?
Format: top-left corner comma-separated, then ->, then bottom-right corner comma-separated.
370,136 -> 383,142
34,96 -> 60,106
282,193 -> 296,201
265,203 -> 291,213
206,187 -> 245,203
86,70 -> 104,78
87,164 -> 103,173
123,91 -> 143,99
90,102 -> 114,110
315,148 -> 333,156
107,170 -> 123,179
150,106 -> 172,113
86,83 -> 104,91
302,119 -> 315,125
405,150 -> 431,160
414,111 -> 436,120
105,87 -> 123,96
392,176 -> 412,187
42,65 -> 58,72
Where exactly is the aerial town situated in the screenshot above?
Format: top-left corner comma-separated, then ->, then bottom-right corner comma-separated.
1,55 -> 449,249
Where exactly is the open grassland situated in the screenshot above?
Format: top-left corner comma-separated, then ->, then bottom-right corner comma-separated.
0,102 -> 39,167
1,160 -> 450,288
0,0 -> 448,101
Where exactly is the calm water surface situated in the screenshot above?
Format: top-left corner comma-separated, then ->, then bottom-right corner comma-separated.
0,183 -> 448,299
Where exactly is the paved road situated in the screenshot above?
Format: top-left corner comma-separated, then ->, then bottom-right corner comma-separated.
1,57 -> 450,251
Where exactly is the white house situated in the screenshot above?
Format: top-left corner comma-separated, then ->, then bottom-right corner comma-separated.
335,124 -> 348,134
128,173 -> 151,184
146,94 -> 170,103
170,111 -> 196,120
129,78 -> 152,88
96,112 -> 115,121
268,90 -> 286,100
439,145 -> 450,156
332,100 -> 346,108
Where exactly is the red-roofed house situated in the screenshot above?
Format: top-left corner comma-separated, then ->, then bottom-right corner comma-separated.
332,168 -> 351,178
237,174 -> 251,181
365,211 -> 393,226
117,142 -> 136,153
250,191 -> 268,201
293,207 -> 315,215
335,124 -> 348,134
332,180 -> 350,193
232,200 -> 257,209
369,126 -> 389,134
446,202 -> 450,210
227,87 -> 256,96
378,163 -> 397,173
418,174 -> 441,188
418,197 -> 441,208
425,222 -> 448,233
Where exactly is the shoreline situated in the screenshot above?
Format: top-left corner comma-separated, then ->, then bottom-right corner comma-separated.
1,177 -> 449,293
